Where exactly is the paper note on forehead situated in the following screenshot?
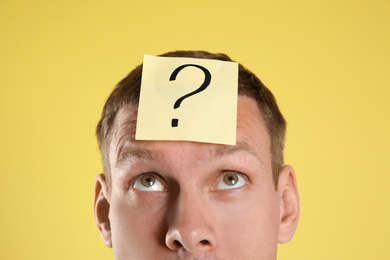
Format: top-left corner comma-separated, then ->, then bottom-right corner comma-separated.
135,54 -> 238,145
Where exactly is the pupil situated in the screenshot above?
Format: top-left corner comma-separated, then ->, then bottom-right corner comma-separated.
224,173 -> 238,186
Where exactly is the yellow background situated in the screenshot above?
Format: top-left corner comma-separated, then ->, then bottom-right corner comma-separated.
1,0 -> 389,259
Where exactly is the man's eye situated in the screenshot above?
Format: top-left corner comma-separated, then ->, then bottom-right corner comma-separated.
133,174 -> 166,192
215,171 -> 247,190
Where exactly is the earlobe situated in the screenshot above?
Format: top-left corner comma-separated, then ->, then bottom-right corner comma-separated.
94,174 -> 112,248
277,165 -> 300,244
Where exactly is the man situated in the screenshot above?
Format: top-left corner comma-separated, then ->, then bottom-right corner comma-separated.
94,51 -> 299,259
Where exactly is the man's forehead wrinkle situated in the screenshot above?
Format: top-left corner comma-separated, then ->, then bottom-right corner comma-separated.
111,122 -> 136,163
112,117 -> 137,142
113,122 -> 136,150
109,107 -> 140,169
115,136 -> 134,166
111,109 -> 137,154
111,106 -> 138,141
208,140 -> 263,164
115,142 -> 162,167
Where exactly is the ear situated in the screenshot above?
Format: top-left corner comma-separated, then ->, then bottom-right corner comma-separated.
94,174 -> 112,248
277,165 -> 300,244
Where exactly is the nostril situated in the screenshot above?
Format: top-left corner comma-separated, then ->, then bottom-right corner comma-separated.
199,239 -> 209,246
174,240 -> 183,248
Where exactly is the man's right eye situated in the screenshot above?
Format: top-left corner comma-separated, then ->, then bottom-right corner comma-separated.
133,174 -> 166,192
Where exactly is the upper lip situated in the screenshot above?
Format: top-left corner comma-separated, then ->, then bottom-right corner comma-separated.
169,251 -> 224,260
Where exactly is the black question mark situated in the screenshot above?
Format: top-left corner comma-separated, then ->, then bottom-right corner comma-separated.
170,64 -> 211,127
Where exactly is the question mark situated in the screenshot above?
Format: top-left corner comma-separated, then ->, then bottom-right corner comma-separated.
170,64 -> 211,127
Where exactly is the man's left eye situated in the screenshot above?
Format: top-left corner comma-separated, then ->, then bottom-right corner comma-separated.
215,171 -> 247,190
133,174 -> 166,192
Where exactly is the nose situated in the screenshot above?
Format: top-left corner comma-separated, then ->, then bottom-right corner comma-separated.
165,190 -> 217,252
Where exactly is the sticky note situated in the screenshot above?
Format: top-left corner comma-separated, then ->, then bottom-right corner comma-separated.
135,54 -> 238,145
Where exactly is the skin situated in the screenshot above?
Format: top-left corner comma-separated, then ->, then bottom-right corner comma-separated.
94,96 -> 299,260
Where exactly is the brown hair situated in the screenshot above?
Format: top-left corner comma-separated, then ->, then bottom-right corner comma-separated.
96,50 -> 286,188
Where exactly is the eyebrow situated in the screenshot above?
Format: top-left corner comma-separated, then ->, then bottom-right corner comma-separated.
115,140 -> 262,168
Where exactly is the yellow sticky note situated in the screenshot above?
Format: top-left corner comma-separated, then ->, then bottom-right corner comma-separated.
136,54 -> 238,145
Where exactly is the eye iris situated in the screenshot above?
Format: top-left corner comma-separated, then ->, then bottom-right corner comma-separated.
141,175 -> 155,187
223,173 -> 238,186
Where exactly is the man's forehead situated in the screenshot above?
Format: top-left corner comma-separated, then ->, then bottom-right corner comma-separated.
111,106 -> 138,141
110,97 -> 268,150
110,106 -> 244,155
109,97 -> 270,167
111,95 -> 265,141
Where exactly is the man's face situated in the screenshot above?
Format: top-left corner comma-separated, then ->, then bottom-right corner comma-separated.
95,96 -> 296,260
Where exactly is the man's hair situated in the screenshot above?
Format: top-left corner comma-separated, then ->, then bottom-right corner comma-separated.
96,50 -> 286,188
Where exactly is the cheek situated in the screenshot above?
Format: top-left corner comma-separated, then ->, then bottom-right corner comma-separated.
213,190 -> 280,255
109,196 -> 168,257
